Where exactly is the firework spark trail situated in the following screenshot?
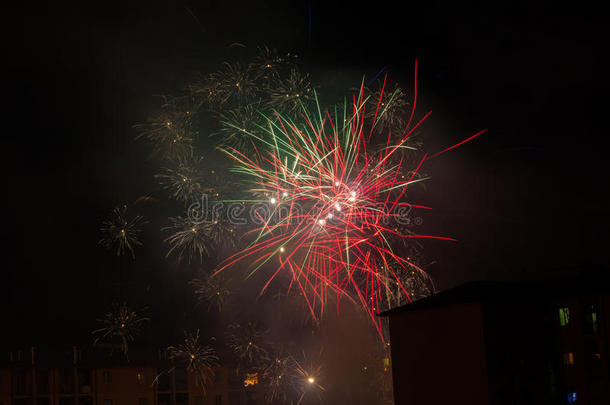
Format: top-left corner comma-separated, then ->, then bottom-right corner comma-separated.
215,64 -> 485,337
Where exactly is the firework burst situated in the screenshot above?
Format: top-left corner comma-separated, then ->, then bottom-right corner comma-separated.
167,330 -> 219,390
266,68 -> 313,114
155,155 -> 204,204
216,68 -> 486,336
134,108 -> 195,160
190,272 -> 232,312
365,81 -> 409,137
99,205 -> 147,258
209,62 -> 257,106
226,322 -> 269,370
261,350 -> 297,404
292,349 -> 324,405
249,44 -> 287,81
93,303 -> 149,359
215,105 -> 262,150
163,214 -> 235,263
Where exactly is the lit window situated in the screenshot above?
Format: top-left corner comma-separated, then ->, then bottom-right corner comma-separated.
588,305 -> 599,334
567,391 -> 577,403
559,307 -> 570,326
137,372 -> 145,384
244,372 -> 258,387
563,353 -> 574,366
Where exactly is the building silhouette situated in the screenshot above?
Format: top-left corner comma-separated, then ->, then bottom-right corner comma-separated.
0,345 -> 261,405
380,280 -> 610,405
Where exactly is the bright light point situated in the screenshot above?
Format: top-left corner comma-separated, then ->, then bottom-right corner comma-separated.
327,213 -> 333,219
335,181 -> 340,186
282,192 -> 288,197
348,196 -> 355,202
279,247 -> 285,253
318,219 -> 326,226
270,198 -> 277,204
350,191 -> 356,197
334,203 -> 341,211
307,377 -> 315,384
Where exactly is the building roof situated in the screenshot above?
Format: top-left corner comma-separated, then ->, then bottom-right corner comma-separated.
378,277 -> 610,317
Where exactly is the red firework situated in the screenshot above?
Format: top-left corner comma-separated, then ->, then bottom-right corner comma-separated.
217,63 -> 486,337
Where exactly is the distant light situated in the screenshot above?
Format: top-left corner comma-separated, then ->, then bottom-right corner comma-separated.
279,247 -> 285,253
318,219 -> 326,226
350,191 -> 356,197
282,192 -> 288,197
270,198 -> 277,204
334,203 -> 341,211
307,377 -> 315,384
335,181 -> 340,186
327,213 -> 333,219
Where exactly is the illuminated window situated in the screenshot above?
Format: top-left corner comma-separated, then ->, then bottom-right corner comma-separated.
559,307 -> 570,326
563,353 -> 574,365
383,357 -> 390,369
244,373 -> 258,387
137,372 -> 145,384
567,391 -> 577,403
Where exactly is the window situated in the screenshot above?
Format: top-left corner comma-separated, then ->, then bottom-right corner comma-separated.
59,369 -> 73,394
229,391 -> 241,405
559,307 -> 570,326
138,398 -> 148,405
102,371 -> 112,385
157,372 -> 170,391
36,369 -> 50,394
175,368 -> 187,391
567,391 -> 577,404
588,379 -> 608,405
13,369 -> 28,395
563,352 -> 574,366
137,372 -> 145,385
79,369 -> 92,394
176,393 -> 188,405
157,394 -> 171,405
244,372 -> 258,387
215,395 -> 223,405
585,340 -> 602,374
103,400 -> 113,405
583,304 -> 599,334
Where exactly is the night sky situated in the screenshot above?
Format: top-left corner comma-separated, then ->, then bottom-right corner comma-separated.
2,0 -> 606,349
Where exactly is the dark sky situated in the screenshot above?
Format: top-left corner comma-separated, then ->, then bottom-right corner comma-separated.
2,0 -> 606,347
